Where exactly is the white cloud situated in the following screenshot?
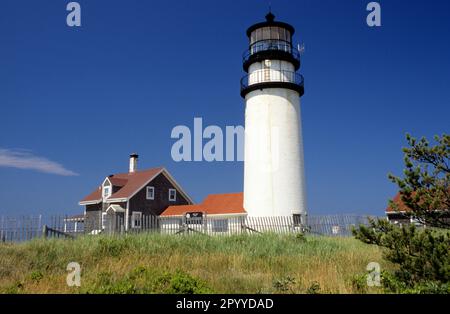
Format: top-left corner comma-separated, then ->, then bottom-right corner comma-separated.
0,148 -> 78,176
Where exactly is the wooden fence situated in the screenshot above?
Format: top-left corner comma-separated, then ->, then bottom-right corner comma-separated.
104,214 -> 378,237
42,225 -> 74,239
0,213 -> 382,242
0,215 -> 43,242
95,214 -> 308,236
307,214 -> 380,237
0,215 -> 83,242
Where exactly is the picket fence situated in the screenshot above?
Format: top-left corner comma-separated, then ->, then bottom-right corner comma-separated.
0,213 -> 381,242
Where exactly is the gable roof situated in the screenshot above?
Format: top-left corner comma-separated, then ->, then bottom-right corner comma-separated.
107,167 -> 163,200
79,167 -> 193,205
106,204 -> 125,213
108,177 -> 128,187
161,192 -> 246,217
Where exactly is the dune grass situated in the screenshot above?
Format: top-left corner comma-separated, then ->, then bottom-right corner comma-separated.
0,233 -> 388,294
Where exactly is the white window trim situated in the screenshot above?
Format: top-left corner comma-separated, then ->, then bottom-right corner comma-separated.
102,177 -> 113,199
103,186 -> 111,199
146,186 -> 155,200
131,211 -> 142,229
169,189 -> 177,202
101,212 -> 107,230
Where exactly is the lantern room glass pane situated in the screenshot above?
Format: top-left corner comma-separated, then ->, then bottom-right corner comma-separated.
250,27 -> 291,44
281,28 -> 286,41
270,27 -> 277,40
285,29 -> 291,42
279,27 -> 285,41
262,27 -> 270,40
256,28 -> 262,42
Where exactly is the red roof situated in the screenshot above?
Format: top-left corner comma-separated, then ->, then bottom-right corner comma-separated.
387,189 -> 450,213
386,192 -> 412,213
108,177 -> 128,187
79,186 -> 102,203
161,192 -> 245,216
80,167 -> 163,203
161,204 -> 203,216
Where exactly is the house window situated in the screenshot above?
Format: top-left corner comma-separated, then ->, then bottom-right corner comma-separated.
101,212 -> 107,230
169,189 -> 177,202
146,186 -> 155,200
131,212 -> 142,229
212,219 -> 228,232
103,186 -> 111,198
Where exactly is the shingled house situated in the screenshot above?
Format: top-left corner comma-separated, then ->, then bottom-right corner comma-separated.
79,153 -> 193,233
386,193 -> 415,225
386,192 -> 450,226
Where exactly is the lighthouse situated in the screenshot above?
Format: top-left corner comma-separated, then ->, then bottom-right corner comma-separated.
241,12 -> 307,218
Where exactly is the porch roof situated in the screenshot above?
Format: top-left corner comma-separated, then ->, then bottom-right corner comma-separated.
106,204 -> 125,213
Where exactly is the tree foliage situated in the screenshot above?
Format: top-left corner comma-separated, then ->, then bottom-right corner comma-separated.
354,218 -> 450,292
388,134 -> 449,228
353,134 -> 450,293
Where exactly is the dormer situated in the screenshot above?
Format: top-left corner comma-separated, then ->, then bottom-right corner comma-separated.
101,176 -> 128,201
102,177 -> 113,199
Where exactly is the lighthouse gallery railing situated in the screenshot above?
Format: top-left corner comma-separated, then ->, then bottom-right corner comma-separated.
240,69 -> 304,92
242,40 -> 301,65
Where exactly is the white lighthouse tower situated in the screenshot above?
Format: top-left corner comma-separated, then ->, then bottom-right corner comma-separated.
241,12 -> 307,218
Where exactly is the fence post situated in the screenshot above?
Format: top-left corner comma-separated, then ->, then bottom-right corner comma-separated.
0,216 -> 4,242
203,214 -> 207,234
38,215 -> 42,239
42,225 -> 48,239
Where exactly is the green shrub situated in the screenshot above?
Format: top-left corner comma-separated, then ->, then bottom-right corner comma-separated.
351,274 -> 368,293
295,233 -> 307,243
164,270 -> 211,294
354,220 -> 450,293
272,276 -> 296,293
381,270 -> 450,294
30,271 -> 44,283
306,281 -> 321,294
84,267 -> 212,294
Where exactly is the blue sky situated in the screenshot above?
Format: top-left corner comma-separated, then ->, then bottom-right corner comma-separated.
0,0 -> 449,216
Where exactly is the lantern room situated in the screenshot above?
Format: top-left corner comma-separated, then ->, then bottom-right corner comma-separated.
240,12 -> 304,98
242,12 -> 300,72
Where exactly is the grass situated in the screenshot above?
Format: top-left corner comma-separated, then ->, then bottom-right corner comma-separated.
0,233 -> 389,294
